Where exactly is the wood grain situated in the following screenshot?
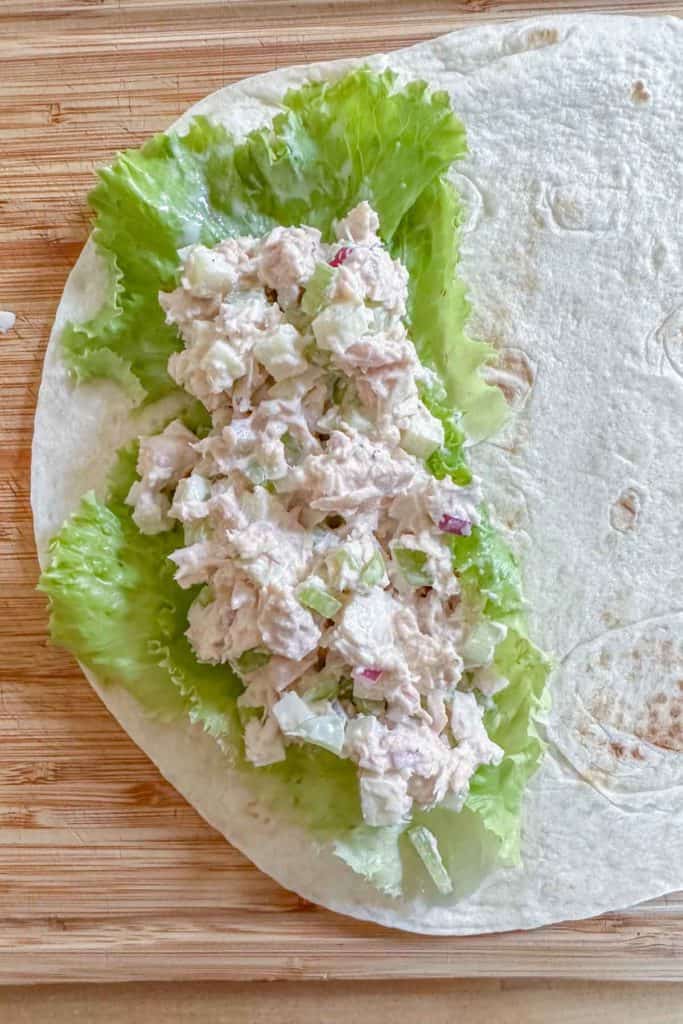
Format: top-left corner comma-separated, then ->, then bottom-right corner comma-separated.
2,0 -> 682,985
4,979 -> 683,1024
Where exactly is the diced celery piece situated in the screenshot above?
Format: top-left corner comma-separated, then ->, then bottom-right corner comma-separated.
303,675 -> 340,703
462,619 -> 508,669
301,262 -> 335,316
408,826 -> 453,895
343,405 -> 374,435
394,547 -> 432,587
244,460 -> 268,485
295,714 -> 346,756
272,691 -> 311,731
354,698 -> 384,715
400,403 -> 445,459
312,303 -> 369,352
185,245 -> 235,295
311,347 -> 332,368
236,647 -> 272,674
359,550 -> 385,587
254,324 -> 307,381
327,546 -> 360,584
272,691 -> 346,756
282,431 -> 303,465
298,584 -> 342,618
332,375 -> 348,406
200,339 -> 246,389
338,676 -> 354,700
173,473 -> 211,506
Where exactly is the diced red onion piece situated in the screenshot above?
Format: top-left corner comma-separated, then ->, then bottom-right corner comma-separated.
329,246 -> 352,268
438,514 -> 472,536
359,668 -> 382,682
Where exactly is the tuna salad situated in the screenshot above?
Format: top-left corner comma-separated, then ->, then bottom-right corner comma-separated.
126,203 -> 507,831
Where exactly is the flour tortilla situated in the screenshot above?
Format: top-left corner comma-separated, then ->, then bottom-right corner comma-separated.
32,14 -> 683,934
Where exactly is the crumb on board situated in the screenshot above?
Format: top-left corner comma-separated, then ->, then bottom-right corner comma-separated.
0,311 -> 16,334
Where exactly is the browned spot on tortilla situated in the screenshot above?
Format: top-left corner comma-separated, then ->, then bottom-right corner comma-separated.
484,327 -> 506,351
660,639 -> 675,668
589,673 -> 683,757
609,740 -> 648,764
634,692 -> 683,753
526,27 -> 560,49
245,800 -> 261,819
631,80 -> 651,104
519,258 -> 539,296
643,734 -> 682,753
599,649 -> 612,669
609,487 -> 642,533
491,419 -> 530,457
589,693 -> 611,721
504,509 -> 523,530
552,195 -> 582,228
471,306 -> 511,353
483,348 -> 535,410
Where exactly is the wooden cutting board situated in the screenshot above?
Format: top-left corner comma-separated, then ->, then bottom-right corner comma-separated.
3,0 -> 682,984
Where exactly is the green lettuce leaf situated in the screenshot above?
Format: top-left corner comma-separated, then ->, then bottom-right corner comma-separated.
41,68 -> 550,897
421,388 -> 472,488
466,628 -> 550,861
334,825 -> 404,898
448,512 -> 526,626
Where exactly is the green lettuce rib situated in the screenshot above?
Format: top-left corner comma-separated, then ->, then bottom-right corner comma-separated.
41,68 -> 549,897
395,181 -> 507,440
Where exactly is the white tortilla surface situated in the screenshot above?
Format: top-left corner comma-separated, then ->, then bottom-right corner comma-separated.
32,14 -> 683,934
